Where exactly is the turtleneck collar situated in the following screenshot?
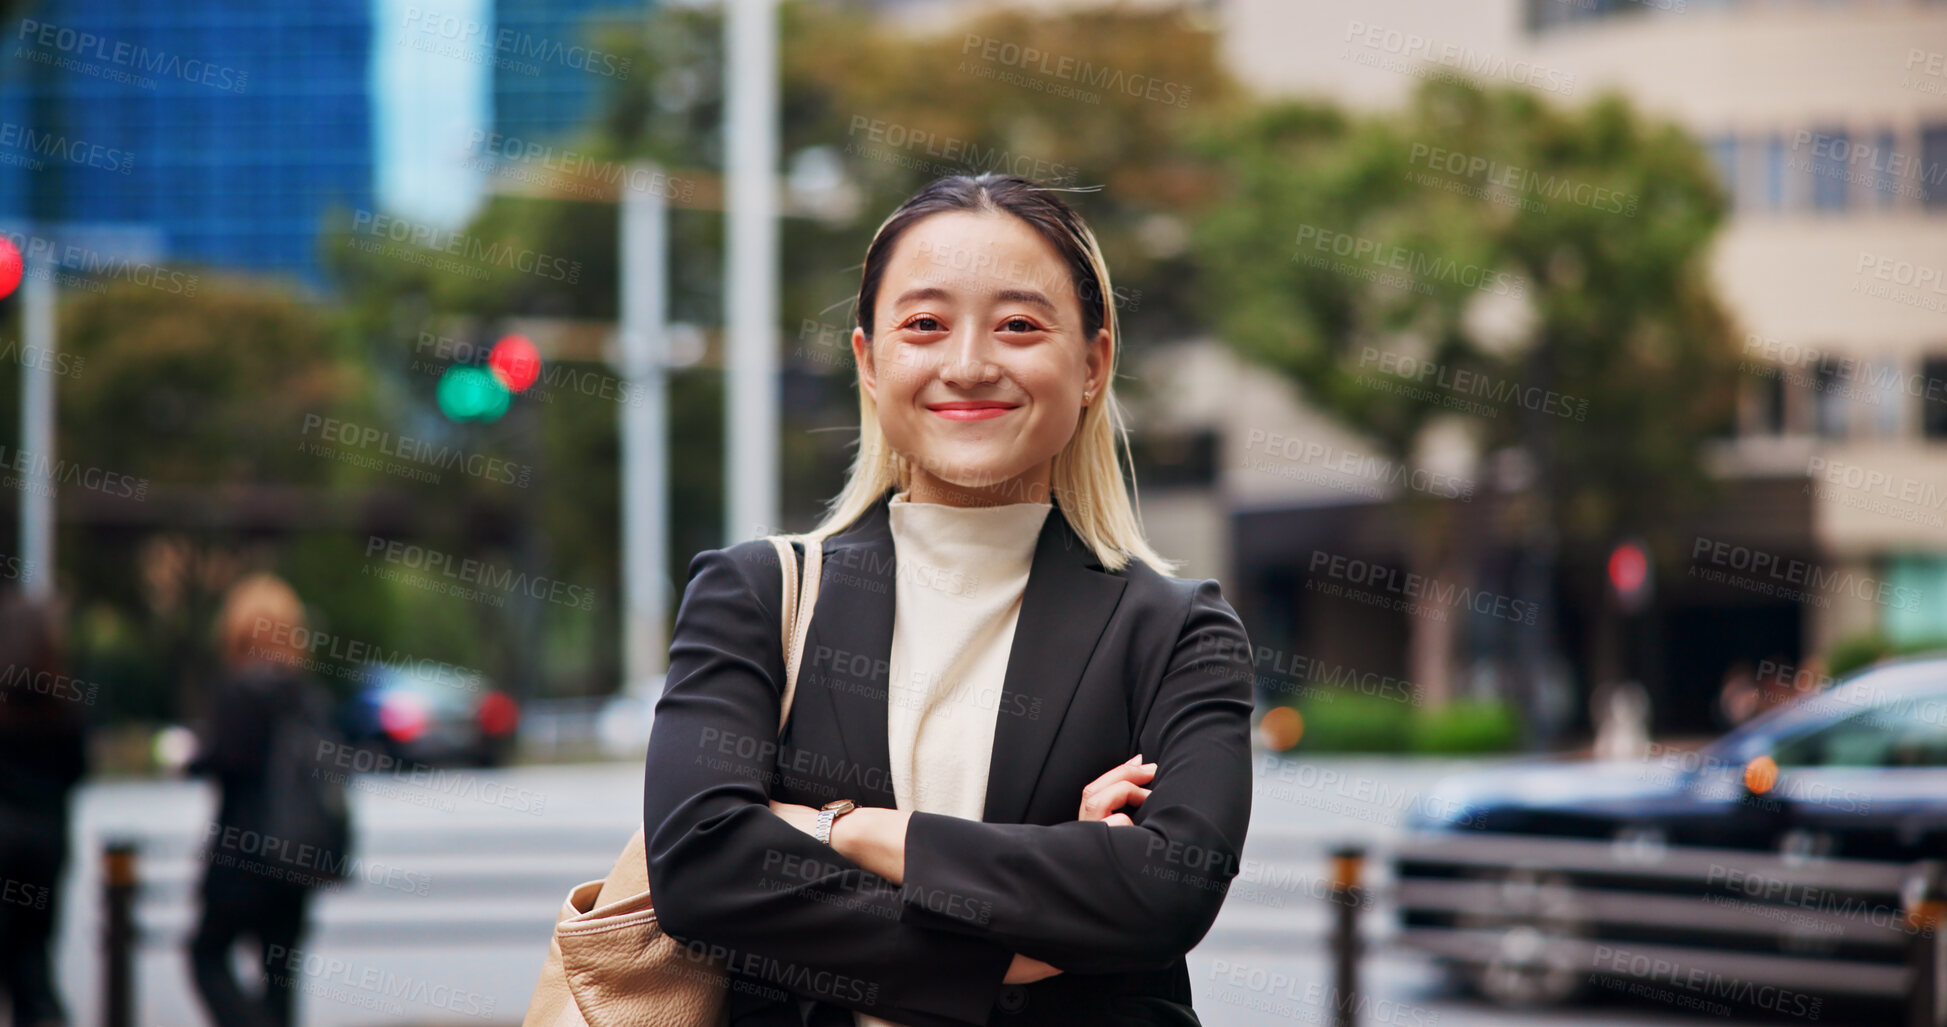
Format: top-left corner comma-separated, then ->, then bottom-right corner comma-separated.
885,487 -> 1052,573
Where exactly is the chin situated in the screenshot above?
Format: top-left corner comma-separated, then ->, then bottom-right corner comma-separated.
915,454 -> 1024,490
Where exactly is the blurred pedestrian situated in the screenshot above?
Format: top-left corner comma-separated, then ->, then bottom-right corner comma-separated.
187,573 -> 349,1027
1717,659 -> 1759,727
0,590 -> 87,1027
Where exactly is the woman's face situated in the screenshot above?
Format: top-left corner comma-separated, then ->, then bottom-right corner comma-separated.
852,210 -> 1109,507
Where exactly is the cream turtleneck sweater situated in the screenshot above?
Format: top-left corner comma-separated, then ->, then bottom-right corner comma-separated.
855,487 -> 1052,1027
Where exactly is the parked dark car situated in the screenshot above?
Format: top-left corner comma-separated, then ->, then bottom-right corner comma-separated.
1394,655 -> 1947,1019
340,662 -> 520,768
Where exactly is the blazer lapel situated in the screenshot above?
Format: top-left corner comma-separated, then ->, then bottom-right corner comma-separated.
804,492 -> 899,810
799,487 -> 1129,825
982,501 -> 1127,825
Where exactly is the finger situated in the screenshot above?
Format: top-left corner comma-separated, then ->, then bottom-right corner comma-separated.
1079,761 -> 1155,804
1103,812 -> 1133,827
1082,781 -> 1124,819
1088,780 -> 1148,815
1081,781 -> 1151,820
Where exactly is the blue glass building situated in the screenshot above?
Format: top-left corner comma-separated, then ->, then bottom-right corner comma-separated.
0,0 -> 374,287
490,0 -> 641,144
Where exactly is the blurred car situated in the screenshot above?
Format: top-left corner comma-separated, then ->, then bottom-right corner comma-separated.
1394,655 -> 1947,1017
341,662 -> 520,768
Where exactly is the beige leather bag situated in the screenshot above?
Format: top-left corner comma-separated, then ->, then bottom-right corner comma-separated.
523,534 -> 824,1027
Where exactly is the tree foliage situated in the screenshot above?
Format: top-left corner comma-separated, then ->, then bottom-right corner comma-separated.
1190,77 -> 1740,549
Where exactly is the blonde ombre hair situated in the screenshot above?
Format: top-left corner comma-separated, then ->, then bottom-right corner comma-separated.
802,174 -> 1177,576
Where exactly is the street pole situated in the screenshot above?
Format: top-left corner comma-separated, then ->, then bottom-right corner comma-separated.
619,163 -> 670,690
20,256 -> 55,601
723,0 -> 780,543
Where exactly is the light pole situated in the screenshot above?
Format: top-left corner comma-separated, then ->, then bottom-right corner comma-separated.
619,163 -> 670,691
19,255 -> 55,601
723,0 -> 781,544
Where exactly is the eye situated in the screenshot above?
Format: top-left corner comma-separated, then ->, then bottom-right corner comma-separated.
1000,317 -> 1040,334
900,315 -> 945,334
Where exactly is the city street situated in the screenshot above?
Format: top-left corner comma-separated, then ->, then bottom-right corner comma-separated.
48,753 -> 1742,1027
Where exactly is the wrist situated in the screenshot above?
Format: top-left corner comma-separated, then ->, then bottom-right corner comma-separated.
813,798 -> 857,846
833,807 -> 907,883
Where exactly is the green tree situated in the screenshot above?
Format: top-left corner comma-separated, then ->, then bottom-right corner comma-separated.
1191,78 -> 1739,720
43,276 -> 373,724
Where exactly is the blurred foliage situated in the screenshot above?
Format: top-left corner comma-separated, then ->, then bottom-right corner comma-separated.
1292,692 -> 1412,753
1407,699 -> 1523,754
1826,633 -> 1891,680
1824,632 -> 1947,680
1190,78 -> 1741,708
1286,692 -> 1521,754
1190,78 -> 1739,546
50,278 -> 373,723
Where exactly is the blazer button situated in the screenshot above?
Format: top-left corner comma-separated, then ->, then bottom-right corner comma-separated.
997,985 -> 1028,1013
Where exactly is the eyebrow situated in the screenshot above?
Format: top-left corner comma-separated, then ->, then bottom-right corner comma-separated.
890,285 -> 1059,317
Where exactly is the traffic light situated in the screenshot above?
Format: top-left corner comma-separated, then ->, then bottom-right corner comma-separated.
0,236 -> 21,299
436,334 -> 541,423
1607,539 -> 1652,613
436,364 -> 510,422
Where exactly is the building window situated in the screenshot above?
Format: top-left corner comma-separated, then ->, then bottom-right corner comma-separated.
1924,124 -> 1947,210
1883,555 -> 1947,647
1922,356 -> 1947,439
1872,355 -> 1903,437
1765,134 -> 1787,211
1745,369 -> 1787,436
1811,127 -> 1848,211
1868,130 -> 1901,208
1130,428 -> 1220,489
1814,357 -> 1849,438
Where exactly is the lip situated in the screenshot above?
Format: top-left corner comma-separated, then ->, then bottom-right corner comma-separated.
927,401 -> 1019,421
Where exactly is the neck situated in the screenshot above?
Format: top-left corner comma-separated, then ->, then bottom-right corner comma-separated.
901,460 -> 1053,507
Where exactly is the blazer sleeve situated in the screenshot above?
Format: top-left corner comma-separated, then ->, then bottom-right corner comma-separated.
642,543 -> 1015,1027
896,576 -> 1255,975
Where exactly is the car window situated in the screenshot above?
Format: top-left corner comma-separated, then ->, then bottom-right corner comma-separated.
1772,697 -> 1947,768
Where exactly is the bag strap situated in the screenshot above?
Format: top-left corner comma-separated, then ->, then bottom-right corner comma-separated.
765,534 -> 822,738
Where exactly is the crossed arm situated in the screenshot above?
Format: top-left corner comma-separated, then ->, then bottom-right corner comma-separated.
642,545 -> 1255,1025
769,753 -> 1160,985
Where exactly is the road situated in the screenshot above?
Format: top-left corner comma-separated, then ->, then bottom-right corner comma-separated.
46,753 -> 1747,1027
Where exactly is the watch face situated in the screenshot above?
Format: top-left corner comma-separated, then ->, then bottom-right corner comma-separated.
822,799 -> 856,814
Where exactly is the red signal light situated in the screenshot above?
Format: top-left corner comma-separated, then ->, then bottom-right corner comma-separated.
0,237 -> 22,300
488,334 -> 541,393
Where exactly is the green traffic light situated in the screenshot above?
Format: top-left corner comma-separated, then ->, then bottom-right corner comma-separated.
437,364 -> 511,422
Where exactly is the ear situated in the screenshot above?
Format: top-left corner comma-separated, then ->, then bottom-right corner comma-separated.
1084,326 -> 1111,397
852,327 -> 877,403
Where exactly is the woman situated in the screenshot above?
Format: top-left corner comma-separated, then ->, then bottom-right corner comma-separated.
641,174 -> 1256,1027
188,573 -> 339,1027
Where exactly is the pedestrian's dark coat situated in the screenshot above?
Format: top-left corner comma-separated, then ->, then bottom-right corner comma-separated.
641,486 -> 1256,1027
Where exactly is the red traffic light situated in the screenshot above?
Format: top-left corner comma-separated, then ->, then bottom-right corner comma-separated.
0,237 -> 22,300
488,334 -> 541,393
1608,540 -> 1651,611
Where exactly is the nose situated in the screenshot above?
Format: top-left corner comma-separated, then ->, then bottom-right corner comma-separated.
937,324 -> 1000,388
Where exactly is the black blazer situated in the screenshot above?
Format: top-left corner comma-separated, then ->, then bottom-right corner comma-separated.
641,486 -> 1256,1027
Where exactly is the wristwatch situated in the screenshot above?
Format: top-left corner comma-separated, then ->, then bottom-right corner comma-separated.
814,799 -> 858,845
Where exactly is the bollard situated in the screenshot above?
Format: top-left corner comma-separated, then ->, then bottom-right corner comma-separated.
1907,860 -> 1945,1027
1329,845 -> 1365,1027
102,839 -> 137,1027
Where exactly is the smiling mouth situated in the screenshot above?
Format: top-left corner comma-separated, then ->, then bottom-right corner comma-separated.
928,403 -> 1018,421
